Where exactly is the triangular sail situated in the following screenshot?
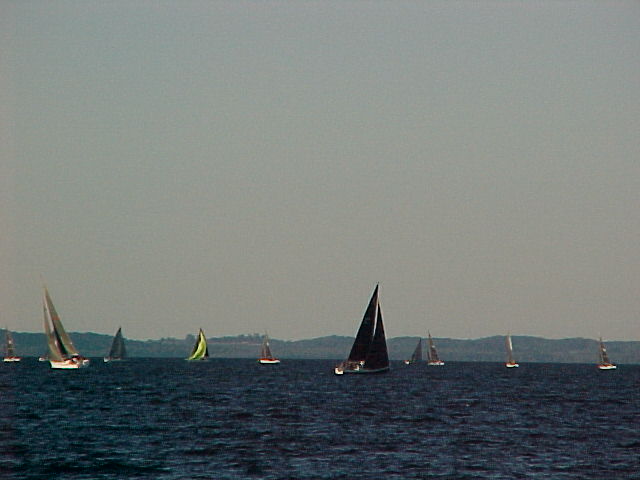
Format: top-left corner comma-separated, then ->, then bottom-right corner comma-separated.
427,332 -> 440,362
599,337 -> 611,364
44,287 -> 79,357
5,330 -> 16,357
410,338 -> 423,362
44,302 -> 64,362
261,334 -> 274,359
363,304 -> 389,370
505,334 -> 516,364
186,329 -> 209,360
347,285 -> 379,362
107,327 -> 127,360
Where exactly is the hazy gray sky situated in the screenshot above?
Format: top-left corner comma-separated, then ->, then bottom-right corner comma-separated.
2,1 -> 639,341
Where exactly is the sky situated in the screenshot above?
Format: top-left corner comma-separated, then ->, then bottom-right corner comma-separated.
1,1 -> 639,341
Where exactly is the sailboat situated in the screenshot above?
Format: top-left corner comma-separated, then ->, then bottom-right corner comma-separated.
43,287 -> 90,369
505,333 -> 519,368
597,337 -> 616,370
404,338 -> 422,365
3,329 -> 21,362
334,284 -> 390,375
427,331 -> 445,366
186,328 -> 209,361
258,333 -> 280,364
104,327 -> 127,362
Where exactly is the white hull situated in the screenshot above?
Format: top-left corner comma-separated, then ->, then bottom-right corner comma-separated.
598,364 -> 617,370
3,357 -> 21,362
50,359 -> 86,369
506,362 -> 519,368
428,361 -> 445,366
259,358 -> 280,364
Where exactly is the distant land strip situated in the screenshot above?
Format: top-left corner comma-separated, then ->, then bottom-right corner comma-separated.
4,330 -> 639,364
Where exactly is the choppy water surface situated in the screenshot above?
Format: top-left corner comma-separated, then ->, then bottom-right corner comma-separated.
1,359 -> 638,479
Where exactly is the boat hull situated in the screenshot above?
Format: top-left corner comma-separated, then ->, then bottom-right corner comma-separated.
3,357 -> 21,362
334,364 -> 389,375
259,358 -> 280,364
50,359 -> 88,369
598,364 -> 617,370
505,362 -> 519,368
428,361 -> 445,366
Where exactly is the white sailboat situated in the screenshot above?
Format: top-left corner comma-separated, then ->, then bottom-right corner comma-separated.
505,334 -> 519,368
597,337 -> 616,370
43,287 -> 90,369
427,331 -> 445,366
258,333 -> 280,364
3,329 -> 21,362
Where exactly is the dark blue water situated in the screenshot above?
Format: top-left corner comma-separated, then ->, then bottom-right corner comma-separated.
1,359 -> 638,479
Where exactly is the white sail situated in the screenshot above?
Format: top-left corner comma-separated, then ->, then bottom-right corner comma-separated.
505,334 -> 518,368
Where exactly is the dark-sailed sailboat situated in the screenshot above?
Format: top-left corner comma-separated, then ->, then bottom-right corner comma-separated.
597,337 -> 616,370
404,338 -> 422,364
186,328 -> 209,361
427,331 -> 444,366
258,333 -> 280,364
43,286 -> 90,369
3,329 -> 21,362
104,327 -> 127,362
334,284 -> 389,375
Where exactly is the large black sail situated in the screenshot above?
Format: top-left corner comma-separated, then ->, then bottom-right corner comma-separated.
363,305 -> 389,370
347,285 -> 379,362
108,327 -> 127,359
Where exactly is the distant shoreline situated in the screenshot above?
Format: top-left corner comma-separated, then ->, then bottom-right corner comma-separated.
5,330 -> 639,364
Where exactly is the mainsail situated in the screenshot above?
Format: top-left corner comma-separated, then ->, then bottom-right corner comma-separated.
106,327 -> 127,361
597,337 -> 616,369
505,334 -> 518,367
406,338 -> 423,364
186,329 -> 209,361
261,334 -> 274,360
427,332 -> 444,365
44,287 -> 79,358
363,305 -> 389,370
5,331 -> 16,357
347,284 -> 379,363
